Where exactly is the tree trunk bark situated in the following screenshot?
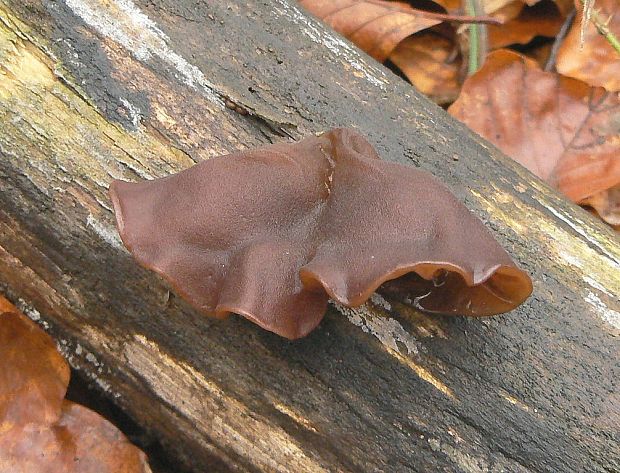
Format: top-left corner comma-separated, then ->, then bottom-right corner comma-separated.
0,1 -> 618,472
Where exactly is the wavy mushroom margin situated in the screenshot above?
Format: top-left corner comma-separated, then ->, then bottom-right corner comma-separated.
109,128 -> 533,339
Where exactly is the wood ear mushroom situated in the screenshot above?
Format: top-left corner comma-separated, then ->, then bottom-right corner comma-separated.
110,128 -> 533,339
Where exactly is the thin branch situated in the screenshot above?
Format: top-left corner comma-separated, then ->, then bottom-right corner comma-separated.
578,0 -> 620,55
579,0 -> 595,47
545,8 -> 577,72
592,11 -> 620,54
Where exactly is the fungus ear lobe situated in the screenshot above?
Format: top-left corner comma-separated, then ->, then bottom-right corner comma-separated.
379,266 -> 533,317
109,181 -> 126,235
110,127 -> 533,339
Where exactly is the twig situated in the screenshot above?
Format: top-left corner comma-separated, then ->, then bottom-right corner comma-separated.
545,8 -> 577,72
579,0 -> 595,47
578,0 -> 620,55
592,11 -> 620,54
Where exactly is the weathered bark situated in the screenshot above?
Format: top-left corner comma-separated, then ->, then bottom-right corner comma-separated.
0,1 -> 618,472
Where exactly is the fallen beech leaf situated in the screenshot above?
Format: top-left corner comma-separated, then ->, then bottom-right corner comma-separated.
431,0 -> 462,13
390,31 -> 461,104
0,300 -> 151,473
581,185 -> 620,227
449,50 -> 620,204
0,297 -> 15,313
526,40 -> 553,67
488,1 -> 527,23
436,0 -> 516,15
0,306 -> 69,427
482,0 -> 525,14
552,0 -> 576,15
298,0 -> 441,60
110,128 -> 533,340
557,0 -> 620,92
428,0 -> 571,18
488,0 -> 563,48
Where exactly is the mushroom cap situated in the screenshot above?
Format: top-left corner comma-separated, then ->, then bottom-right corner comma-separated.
110,128 -> 532,339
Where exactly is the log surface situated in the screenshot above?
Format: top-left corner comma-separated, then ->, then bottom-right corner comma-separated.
0,1 -> 618,472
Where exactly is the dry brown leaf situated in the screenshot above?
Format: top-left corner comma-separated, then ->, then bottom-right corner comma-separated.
448,49 -> 620,204
299,0 -> 442,61
525,40 -> 554,67
482,0 -> 526,14
390,31 -> 461,104
488,0 -> 563,48
581,185 -> 620,226
437,0 -> 573,18
431,0 -> 462,13
556,0 -> 620,92
0,299 -> 151,473
488,1 -> 527,23
552,0 -> 576,15
0,306 -> 69,427
0,297 -> 15,313
441,0 -> 519,15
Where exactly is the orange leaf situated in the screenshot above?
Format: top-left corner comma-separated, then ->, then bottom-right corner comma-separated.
448,50 -> 620,204
390,31 -> 461,104
0,306 -> 69,427
488,0 -> 563,49
431,0 -> 462,13
556,0 -> 620,92
299,0 -> 443,61
552,0 -> 576,16
581,185 -> 620,227
420,0 -> 571,18
432,0 -> 531,16
526,41 -> 554,67
0,299 -> 151,473
437,0 -> 518,15
488,1 -> 527,23
481,0 -> 525,14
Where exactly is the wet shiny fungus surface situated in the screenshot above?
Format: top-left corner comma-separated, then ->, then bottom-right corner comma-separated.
110,128 -> 533,339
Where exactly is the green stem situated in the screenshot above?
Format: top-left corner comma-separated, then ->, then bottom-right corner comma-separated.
578,0 -> 620,55
465,0 -> 488,75
595,17 -> 620,54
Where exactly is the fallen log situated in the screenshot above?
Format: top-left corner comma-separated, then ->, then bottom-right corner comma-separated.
0,1 -> 618,472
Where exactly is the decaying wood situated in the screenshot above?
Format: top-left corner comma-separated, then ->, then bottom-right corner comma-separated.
0,1 -> 618,472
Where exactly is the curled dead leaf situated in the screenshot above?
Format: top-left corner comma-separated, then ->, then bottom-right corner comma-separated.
0,298 -> 151,473
526,41 -> 554,67
550,0 -> 575,16
488,0 -> 563,49
390,31 -> 462,104
298,0 -> 441,61
487,1 -> 527,23
438,0 -> 517,15
581,185 -> 620,227
449,49 -> 620,206
437,0 -> 562,18
432,0 -> 462,14
0,307 -> 69,428
556,0 -> 620,92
